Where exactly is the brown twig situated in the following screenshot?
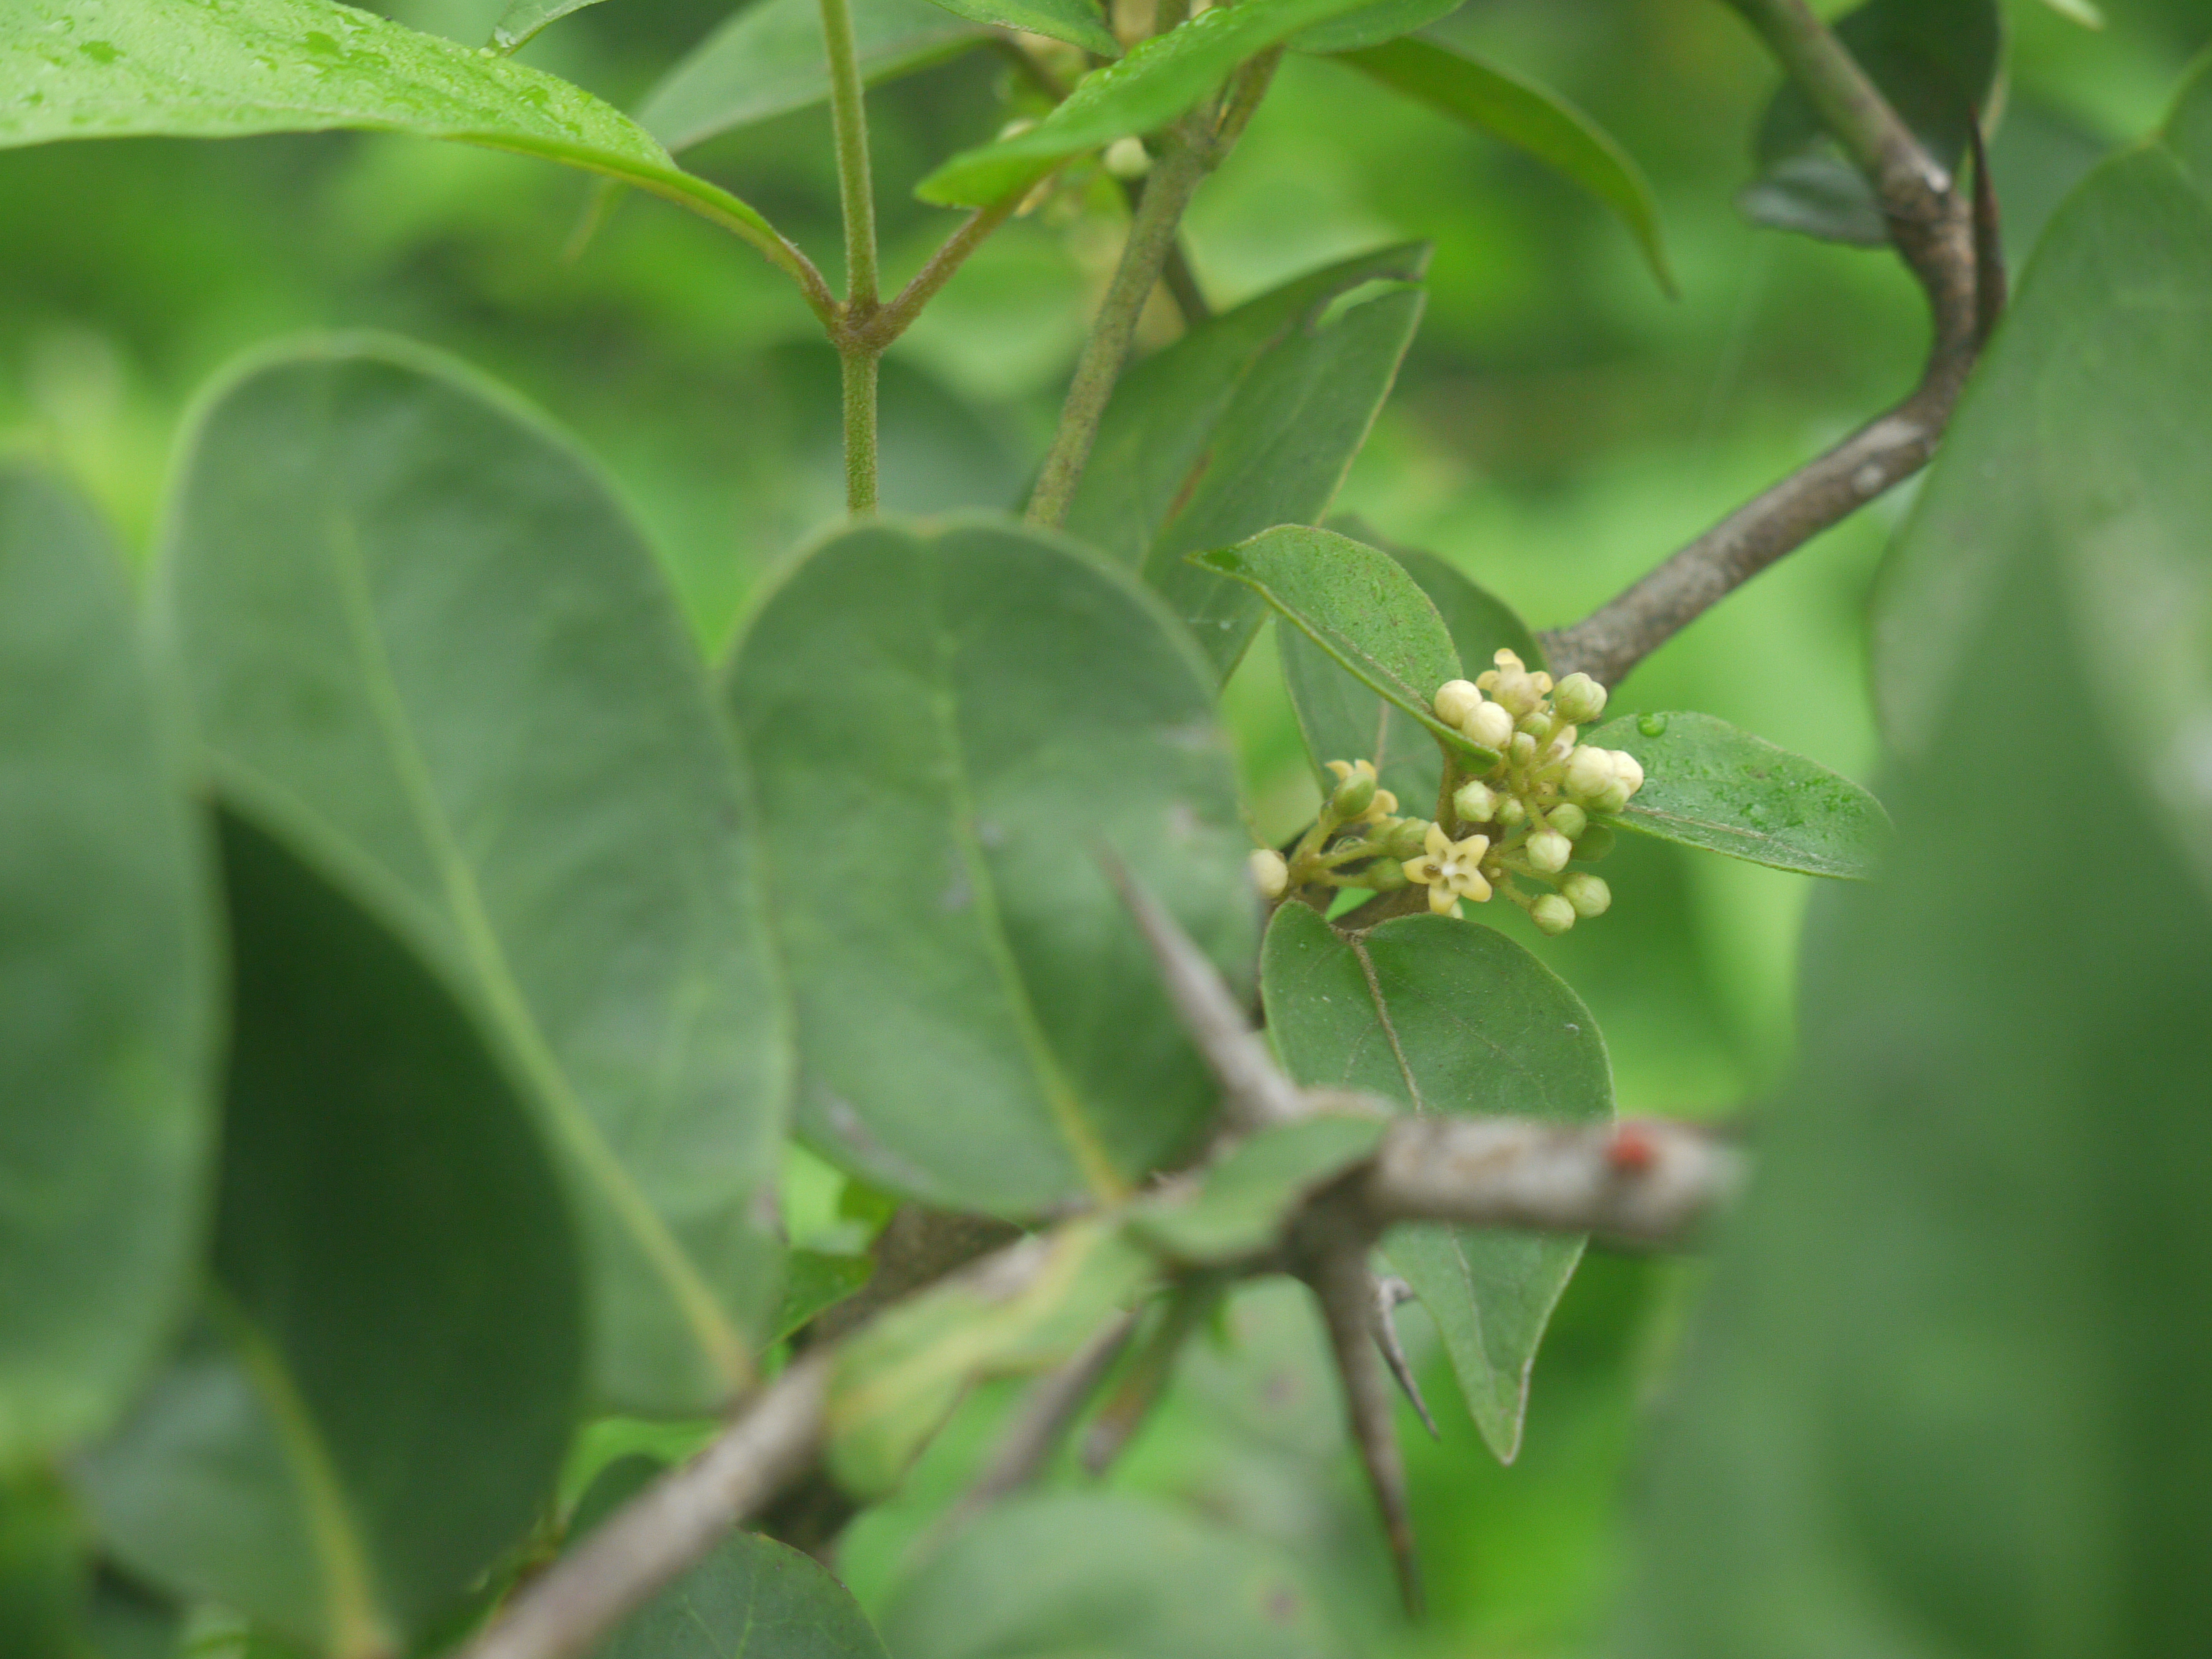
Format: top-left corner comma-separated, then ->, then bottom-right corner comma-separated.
1539,0 -> 1987,688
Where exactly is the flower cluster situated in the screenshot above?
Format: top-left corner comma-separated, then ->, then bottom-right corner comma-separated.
1249,651 -> 1647,936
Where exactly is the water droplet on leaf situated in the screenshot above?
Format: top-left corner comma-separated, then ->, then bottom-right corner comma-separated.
1637,712 -> 1667,738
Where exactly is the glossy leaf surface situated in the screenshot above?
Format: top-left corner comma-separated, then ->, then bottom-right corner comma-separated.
828,1222 -> 1151,1498
1584,712 -> 1891,879
1617,483 -> 2212,1659
726,518 -> 1253,1215
163,338 -> 786,1415
1282,539 -> 1539,810
0,471 -> 213,1468
600,1531 -> 888,1659
1194,526 -> 1491,762
1065,250 -> 1430,681
0,0 -> 782,244
1743,0 -> 2001,244
1338,38 -> 1673,293
81,815 -> 582,1655
492,0 -> 611,51
1293,0 -> 1460,55
1127,1114 -> 1386,1267
639,0 -> 987,153
1877,61 -> 2212,889
920,0 -> 1115,57
773,1251 -> 877,1344
1262,904 -> 1611,1461
881,1493 -> 1343,1659
917,0 -> 1384,205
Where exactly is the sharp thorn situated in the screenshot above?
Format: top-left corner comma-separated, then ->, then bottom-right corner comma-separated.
1370,1275 -> 1438,1441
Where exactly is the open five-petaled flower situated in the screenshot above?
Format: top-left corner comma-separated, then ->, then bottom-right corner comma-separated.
1402,824 -> 1492,917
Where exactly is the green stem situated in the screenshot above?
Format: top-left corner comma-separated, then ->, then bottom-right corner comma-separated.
839,348 -> 880,515
1025,132 -> 1211,529
820,0 -> 879,311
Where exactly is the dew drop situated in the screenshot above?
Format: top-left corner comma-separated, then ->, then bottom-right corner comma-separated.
79,40 -> 120,64
1637,712 -> 1668,738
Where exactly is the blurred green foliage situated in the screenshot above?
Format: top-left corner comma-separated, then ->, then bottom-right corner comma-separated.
5,2 -> 2206,1651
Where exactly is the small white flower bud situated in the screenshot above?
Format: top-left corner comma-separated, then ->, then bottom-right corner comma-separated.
1527,828 -> 1572,874
1462,701 -> 1515,750
1103,136 -> 1151,178
1611,749 -> 1646,797
1531,894 -> 1576,935
1496,796 -> 1527,829
1564,744 -> 1615,800
1510,732 -> 1538,764
1248,848 -> 1289,900
1433,679 -> 1483,727
1561,872 -> 1611,917
1453,780 -> 1499,822
1493,670 -> 1541,716
1551,672 -> 1607,724
1590,778 -> 1632,815
1548,802 -> 1588,840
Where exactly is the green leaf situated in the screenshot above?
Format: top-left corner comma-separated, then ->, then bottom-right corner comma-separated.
1877,60 -> 2212,890
639,0 -> 990,153
773,1251 -> 877,1344
1193,526 -> 1495,764
828,1220 -> 1151,1498
916,0 -> 1386,206
0,469 -> 215,1470
1063,249 -> 1431,682
1742,0 -> 2002,246
1126,1114 -> 1387,1267
1282,532 -> 1541,812
880,1492 -> 1344,1659
1335,38 -> 1674,294
600,1531 -> 889,1659
1614,451 -> 2212,1659
1292,0 -> 1460,56
724,518 -> 1253,1216
1583,712 -> 1891,879
1261,903 -> 1612,1463
0,1468 -> 86,1659
920,0 -> 1117,58
492,0 -> 611,53
160,336 -> 788,1415
0,0 -> 786,249
80,813 -> 583,1655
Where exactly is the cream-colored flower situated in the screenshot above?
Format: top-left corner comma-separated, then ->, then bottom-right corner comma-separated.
1325,758 -> 1398,825
1401,823 -> 1493,918
1248,848 -> 1290,901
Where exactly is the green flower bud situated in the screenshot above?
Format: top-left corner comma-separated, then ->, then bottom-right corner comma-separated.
1364,858 -> 1409,891
1381,817 -> 1432,858
1548,802 -> 1588,840
1330,767 -> 1378,818
1590,778 -> 1632,815
1575,823 -> 1615,860
1453,779 -> 1500,822
1462,700 -> 1515,751
1531,893 -> 1576,935
1561,872 -> 1611,917
1516,709 -> 1552,738
1527,828 -> 1572,874
1496,796 -> 1528,830
1248,848 -> 1290,901
1493,669 -> 1541,717
1433,679 -> 1483,727
1510,732 -> 1538,764
1551,672 -> 1607,724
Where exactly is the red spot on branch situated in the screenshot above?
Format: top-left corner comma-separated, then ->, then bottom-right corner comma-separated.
1608,1125 -> 1658,1173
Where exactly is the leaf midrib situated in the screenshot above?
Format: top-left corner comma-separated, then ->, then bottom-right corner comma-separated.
921,546 -> 1126,1207
320,505 -> 749,1392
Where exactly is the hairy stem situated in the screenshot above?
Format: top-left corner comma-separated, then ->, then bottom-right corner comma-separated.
1025,132 -> 1211,528
820,0 -> 881,513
